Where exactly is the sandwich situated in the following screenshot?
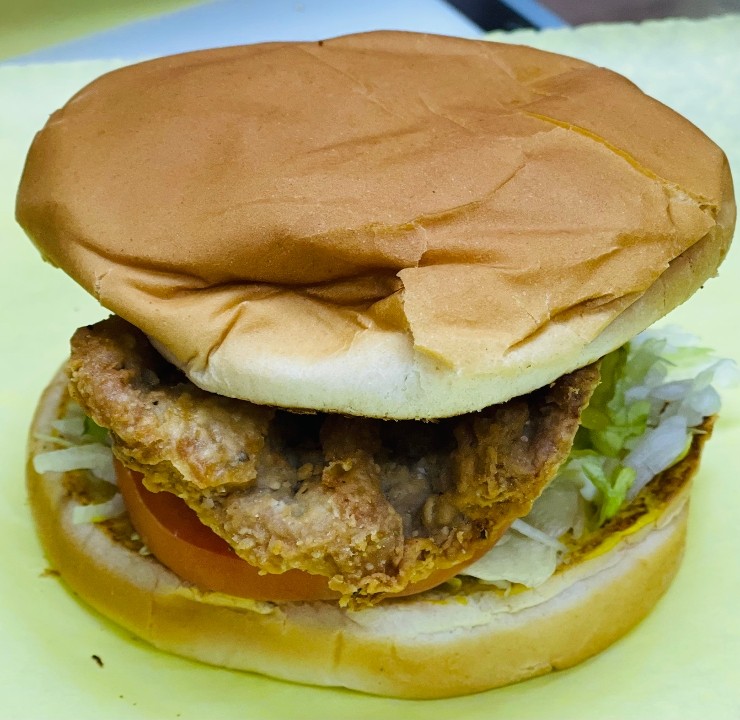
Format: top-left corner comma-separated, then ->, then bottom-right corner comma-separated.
15,31 -> 735,698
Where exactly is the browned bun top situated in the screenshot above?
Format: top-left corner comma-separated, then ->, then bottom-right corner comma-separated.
16,31 -> 735,418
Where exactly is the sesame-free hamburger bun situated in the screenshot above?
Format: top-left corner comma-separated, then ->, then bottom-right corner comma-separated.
16,31 -> 734,419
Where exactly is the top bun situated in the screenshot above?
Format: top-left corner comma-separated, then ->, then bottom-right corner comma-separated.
16,31 -> 734,418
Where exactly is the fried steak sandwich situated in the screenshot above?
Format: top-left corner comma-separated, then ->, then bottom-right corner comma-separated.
17,31 -> 735,698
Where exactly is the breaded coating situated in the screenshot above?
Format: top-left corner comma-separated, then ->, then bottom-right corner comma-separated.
69,317 -> 599,604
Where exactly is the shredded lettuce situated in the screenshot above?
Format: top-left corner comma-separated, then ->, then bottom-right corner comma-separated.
72,494 -> 125,525
33,443 -> 116,484
558,452 -> 636,525
562,326 -> 736,524
83,415 -> 110,445
464,531 -> 560,588
51,416 -> 85,438
464,326 -> 736,589
464,477 -> 584,588
510,519 -> 567,551
34,404 -> 120,522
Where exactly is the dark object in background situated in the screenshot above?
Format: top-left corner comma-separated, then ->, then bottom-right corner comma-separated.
446,0 -> 538,30
544,0 -> 740,24
447,0 -> 740,30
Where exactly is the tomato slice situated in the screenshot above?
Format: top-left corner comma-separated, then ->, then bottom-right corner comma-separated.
115,460 -> 495,602
115,460 -> 338,601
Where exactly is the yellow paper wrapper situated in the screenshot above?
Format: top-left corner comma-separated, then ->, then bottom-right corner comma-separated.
1,16 -> 738,719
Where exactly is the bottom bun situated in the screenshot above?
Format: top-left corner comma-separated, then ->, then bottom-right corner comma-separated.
27,369 -> 709,699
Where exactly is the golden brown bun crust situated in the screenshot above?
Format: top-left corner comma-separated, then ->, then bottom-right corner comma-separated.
28,369 -> 708,698
16,32 -> 735,418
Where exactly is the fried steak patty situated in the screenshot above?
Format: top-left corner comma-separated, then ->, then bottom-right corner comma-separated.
69,317 -> 600,603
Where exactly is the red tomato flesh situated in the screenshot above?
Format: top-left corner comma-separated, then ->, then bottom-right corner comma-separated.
115,460 -> 494,602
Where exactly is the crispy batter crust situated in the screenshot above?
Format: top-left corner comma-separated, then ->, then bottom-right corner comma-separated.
69,317 -> 599,602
